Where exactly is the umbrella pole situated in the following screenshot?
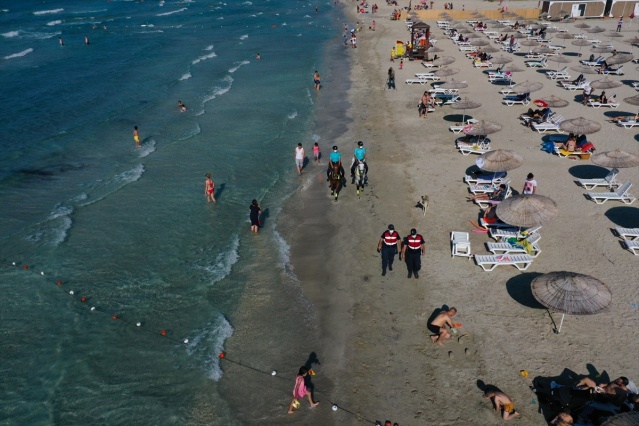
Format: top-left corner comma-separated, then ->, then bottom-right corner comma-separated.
557,314 -> 565,333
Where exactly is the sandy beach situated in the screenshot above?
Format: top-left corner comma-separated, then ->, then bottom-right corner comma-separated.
229,1 -> 639,424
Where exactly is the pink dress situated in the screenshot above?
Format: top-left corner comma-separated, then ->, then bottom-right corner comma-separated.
313,146 -> 320,157
293,376 -> 307,398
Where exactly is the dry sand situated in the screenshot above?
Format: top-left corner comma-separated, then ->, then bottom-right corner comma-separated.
270,1 -> 639,425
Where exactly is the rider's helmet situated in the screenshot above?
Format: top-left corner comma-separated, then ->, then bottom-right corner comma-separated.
332,146 -> 338,151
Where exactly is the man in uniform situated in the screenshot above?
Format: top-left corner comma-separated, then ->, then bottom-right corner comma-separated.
326,145 -> 345,184
350,140 -> 368,183
401,228 -> 425,278
377,224 -> 401,276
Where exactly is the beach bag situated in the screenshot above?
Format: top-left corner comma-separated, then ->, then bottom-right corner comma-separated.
540,141 -> 555,153
580,142 -> 595,153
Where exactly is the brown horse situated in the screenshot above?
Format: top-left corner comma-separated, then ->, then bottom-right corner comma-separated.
328,162 -> 343,201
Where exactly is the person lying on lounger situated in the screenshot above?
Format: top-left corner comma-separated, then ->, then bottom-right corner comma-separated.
611,112 -> 639,123
467,184 -> 507,202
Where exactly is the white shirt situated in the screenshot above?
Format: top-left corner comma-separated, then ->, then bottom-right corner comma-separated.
523,179 -> 537,194
295,146 -> 304,160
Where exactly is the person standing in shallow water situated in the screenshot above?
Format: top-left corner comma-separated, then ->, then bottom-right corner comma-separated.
313,70 -> 321,90
204,173 -> 216,203
249,199 -> 261,233
133,126 -> 141,147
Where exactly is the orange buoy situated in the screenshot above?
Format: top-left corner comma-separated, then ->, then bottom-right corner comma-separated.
23,265 -> 29,270
56,281 -> 63,286
219,352 -> 226,359
81,297 -> 87,303
112,314 -> 118,320
271,24 -> 278,28
160,330 -> 167,336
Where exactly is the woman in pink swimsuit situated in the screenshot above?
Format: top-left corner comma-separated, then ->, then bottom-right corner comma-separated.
287,366 -> 319,414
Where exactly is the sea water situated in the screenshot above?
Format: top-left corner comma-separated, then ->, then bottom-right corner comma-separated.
0,1 -> 345,423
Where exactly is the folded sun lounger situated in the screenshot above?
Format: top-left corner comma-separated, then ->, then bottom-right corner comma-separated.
577,168 -> 619,190
587,180 -> 636,205
615,227 -> 639,241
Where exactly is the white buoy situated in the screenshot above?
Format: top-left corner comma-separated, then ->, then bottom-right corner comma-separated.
332,404 -> 338,411
90,307 -> 96,311
183,339 -> 189,344
136,322 -> 141,327
40,271 -> 45,276
271,370 -> 277,376
12,262 -> 16,266
69,290 -> 74,295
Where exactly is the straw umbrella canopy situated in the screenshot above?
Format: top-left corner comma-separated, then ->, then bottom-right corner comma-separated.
471,39 -> 490,46
623,94 -> 639,106
531,271 -> 611,333
535,94 -> 569,108
589,77 -> 623,90
492,23 -> 507,29
574,22 -> 590,29
605,32 -> 624,39
481,45 -> 500,53
466,33 -> 481,39
502,64 -> 524,73
571,64 -> 600,74
490,55 -> 513,65
475,148 -> 520,172
439,78 -> 468,89
496,194 -> 558,227
457,28 -> 472,34
559,117 -> 601,134
512,33 -> 527,39
466,121 -> 502,137
605,53 -> 633,65
547,55 -> 572,71
625,36 -> 639,46
591,149 -> 639,168
534,46 -> 555,54
433,67 -> 460,77
521,39 -> 540,47
601,412 -> 639,426
571,38 -> 592,56
586,26 -> 606,33
452,23 -> 467,29
513,80 -> 544,94
544,27 -> 559,33
556,32 -> 575,40
591,45 -> 614,53
426,46 -> 444,53
432,56 -> 455,66
450,98 -> 481,123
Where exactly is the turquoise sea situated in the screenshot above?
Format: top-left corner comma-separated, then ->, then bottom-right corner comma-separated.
0,1 -> 346,423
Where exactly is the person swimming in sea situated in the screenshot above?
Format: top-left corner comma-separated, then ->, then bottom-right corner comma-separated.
178,101 -> 187,112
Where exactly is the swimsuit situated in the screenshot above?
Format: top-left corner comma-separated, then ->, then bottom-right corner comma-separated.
293,376 -> 307,398
134,135 -> 140,143
427,323 -> 441,335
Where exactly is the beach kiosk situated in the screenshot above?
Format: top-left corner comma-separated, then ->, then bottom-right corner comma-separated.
606,0 -> 639,17
408,21 -> 431,59
540,0 -> 606,18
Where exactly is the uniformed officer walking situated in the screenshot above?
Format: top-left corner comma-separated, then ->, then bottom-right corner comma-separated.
401,228 -> 425,279
377,224 -> 401,276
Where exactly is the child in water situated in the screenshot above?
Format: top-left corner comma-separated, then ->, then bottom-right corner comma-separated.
313,142 -> 321,164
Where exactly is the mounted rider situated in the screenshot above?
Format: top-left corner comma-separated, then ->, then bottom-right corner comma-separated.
350,140 -> 368,183
326,145 -> 346,183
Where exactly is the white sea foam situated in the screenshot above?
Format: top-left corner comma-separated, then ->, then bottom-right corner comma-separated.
79,164 -> 145,207
306,88 -> 314,105
228,60 -> 249,73
202,75 -> 233,105
1,9 -> 8,13
242,1 -> 253,4
47,20 -> 62,26
33,8 -> 64,15
2,30 -> 20,38
204,45 -> 214,51
312,134 -> 320,142
23,31 -> 60,40
138,139 -> 156,158
49,205 -> 73,246
216,17 -> 224,20
177,123 -> 201,141
192,51 -> 217,65
186,315 -> 234,381
4,48 -> 34,60
196,235 -> 240,285
273,228 -> 296,279
303,14 -> 311,18
239,34 -> 248,40
159,0 -> 165,6
156,7 -> 187,16
282,22 -> 287,26
70,8 -> 107,14
178,72 -> 192,81
287,111 -> 298,119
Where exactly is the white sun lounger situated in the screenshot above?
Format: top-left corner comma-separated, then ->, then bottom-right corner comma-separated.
524,51 -> 545,59
489,225 -> 542,242
449,118 -> 479,133
577,168 -> 619,190
615,227 -> 639,240
468,177 -> 511,195
601,65 -> 624,75
580,57 -> 603,66
618,120 -> 639,128
587,181 -> 636,205
405,77 -> 433,85
414,73 -> 441,80
464,171 -> 507,185
561,81 -> 590,91
532,115 -> 564,133
474,61 -> 493,68
503,95 -> 531,106
486,233 -> 542,258
457,142 -> 491,155
588,99 -> 619,108
623,240 -> 639,255
475,185 -> 512,209
526,57 -> 547,68
474,254 -> 534,271
459,45 -> 478,52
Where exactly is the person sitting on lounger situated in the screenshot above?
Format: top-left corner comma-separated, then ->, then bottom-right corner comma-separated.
458,33 -> 464,42
611,112 -> 639,123
598,61 -> 609,74
570,74 -> 585,85
557,133 -> 577,152
468,184 -> 507,202
599,91 -> 608,104
588,53 -> 595,62
482,204 -> 500,224
525,107 -> 551,128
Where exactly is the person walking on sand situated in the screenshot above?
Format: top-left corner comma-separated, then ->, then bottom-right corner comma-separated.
295,143 -> 305,175
428,307 -> 457,346
484,389 -> 520,421
377,224 -> 401,276
617,17 -> 623,32
401,228 -> 425,279
249,199 -> 261,233
287,366 -> 319,414
313,142 -> 321,164
133,126 -> 141,147
522,173 -> 537,195
387,67 -> 396,89
205,173 -> 216,203
313,70 -> 321,90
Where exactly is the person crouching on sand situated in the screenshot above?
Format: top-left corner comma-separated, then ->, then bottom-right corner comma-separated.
484,389 -> 520,421
428,307 -> 457,346
288,366 -> 319,414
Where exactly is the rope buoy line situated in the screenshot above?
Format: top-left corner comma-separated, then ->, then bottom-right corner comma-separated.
11,261 -> 379,424
8,262 -> 189,345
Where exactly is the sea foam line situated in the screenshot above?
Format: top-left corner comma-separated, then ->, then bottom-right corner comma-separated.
228,60 -> 249,73
2,30 -> 20,38
192,51 -> 217,65
33,8 -> 63,15
202,75 -> 233,105
4,48 -> 34,60
79,164 -> 145,207
178,72 -> 192,81
47,20 -> 62,26
195,234 -> 240,285
186,315 -> 234,381
156,7 -> 187,16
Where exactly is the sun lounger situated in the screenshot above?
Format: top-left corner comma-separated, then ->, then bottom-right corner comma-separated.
524,52 -> 545,59
487,233 -> 542,258
475,185 -> 512,209
580,56 -> 603,66
503,94 -> 531,106
532,115 -> 564,133
450,118 -> 479,133
474,61 -> 493,68
464,171 -> 507,185
587,180 -> 636,204
469,177 -> 511,195
413,73 -> 441,81
618,120 -> 639,129
546,69 -> 571,80
560,81 -> 590,91
457,141 -> 491,155
430,87 -> 460,95
459,45 -> 478,52
588,98 -> 619,108
554,147 -> 592,160
434,94 -> 460,106
615,227 -> 639,240
525,57 -> 547,68
633,82 -> 639,90
405,77 -> 433,85
623,240 -> 639,255
577,168 -> 619,190
600,65 -> 623,75
474,254 -> 534,271
489,225 -> 542,242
